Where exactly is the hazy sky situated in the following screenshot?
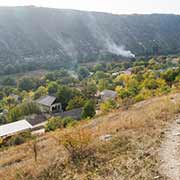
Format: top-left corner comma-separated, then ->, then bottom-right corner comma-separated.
0,0 -> 179,14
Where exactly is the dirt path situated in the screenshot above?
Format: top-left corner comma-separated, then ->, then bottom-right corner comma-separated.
159,118 -> 180,180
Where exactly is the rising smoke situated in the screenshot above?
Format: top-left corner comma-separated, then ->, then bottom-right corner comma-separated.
87,13 -> 135,58
106,40 -> 135,58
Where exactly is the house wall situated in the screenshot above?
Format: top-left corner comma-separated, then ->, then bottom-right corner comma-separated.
40,105 -> 50,113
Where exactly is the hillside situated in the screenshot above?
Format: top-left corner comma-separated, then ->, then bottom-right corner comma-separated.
0,94 -> 180,180
1,6 -> 180,73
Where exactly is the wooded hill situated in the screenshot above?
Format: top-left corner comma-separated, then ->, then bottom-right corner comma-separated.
1,6 -> 180,73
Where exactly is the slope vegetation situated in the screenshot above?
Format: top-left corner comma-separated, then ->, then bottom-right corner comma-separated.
1,94 -> 180,180
1,7 -> 180,72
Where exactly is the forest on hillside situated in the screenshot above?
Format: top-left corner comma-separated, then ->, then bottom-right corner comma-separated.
0,7 -> 180,74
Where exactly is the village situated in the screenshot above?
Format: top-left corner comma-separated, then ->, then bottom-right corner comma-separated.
0,56 -> 179,147
0,88 -> 118,141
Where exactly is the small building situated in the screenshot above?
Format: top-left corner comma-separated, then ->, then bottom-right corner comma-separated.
0,120 -> 32,139
36,95 -> 62,114
59,108 -> 83,120
100,89 -> 118,101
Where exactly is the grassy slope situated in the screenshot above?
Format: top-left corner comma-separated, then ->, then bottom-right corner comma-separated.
1,94 -> 180,180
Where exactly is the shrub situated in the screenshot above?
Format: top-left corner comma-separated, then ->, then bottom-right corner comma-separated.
5,131 -> 32,146
62,117 -> 75,128
100,99 -> 117,112
81,100 -> 96,119
45,116 -> 76,132
60,128 -> 94,166
45,117 -> 64,132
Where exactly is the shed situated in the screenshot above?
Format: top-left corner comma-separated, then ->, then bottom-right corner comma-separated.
0,120 -> 32,138
36,95 -> 62,113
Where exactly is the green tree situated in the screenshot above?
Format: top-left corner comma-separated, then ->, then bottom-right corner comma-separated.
161,69 -> 177,85
81,100 -> 96,119
82,82 -> 97,99
94,71 -> 107,79
56,86 -> 79,110
2,77 -> 16,86
47,82 -> 59,94
78,67 -> 90,80
8,102 -> 40,122
34,86 -> 47,100
66,96 -> 85,110
18,78 -> 35,91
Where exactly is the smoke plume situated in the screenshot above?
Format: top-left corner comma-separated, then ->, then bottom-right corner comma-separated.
106,40 -> 135,58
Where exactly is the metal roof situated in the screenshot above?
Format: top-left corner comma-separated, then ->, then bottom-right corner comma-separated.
100,90 -> 117,97
37,95 -> 56,107
0,120 -> 32,137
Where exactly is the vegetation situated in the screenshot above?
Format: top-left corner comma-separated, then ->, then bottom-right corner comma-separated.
45,116 -> 75,132
0,131 -> 32,147
100,99 -> 117,112
1,94 -> 180,180
2,7 -> 180,180
7,102 -> 41,122
81,100 -> 96,119
1,8 -> 180,75
0,55 -> 180,126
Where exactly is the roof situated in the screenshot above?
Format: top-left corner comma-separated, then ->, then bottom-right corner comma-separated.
60,108 -> 83,120
26,114 -> 47,126
37,95 -> 56,107
100,90 -> 117,98
0,120 -> 32,137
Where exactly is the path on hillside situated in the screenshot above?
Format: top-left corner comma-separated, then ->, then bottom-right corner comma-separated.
159,118 -> 180,180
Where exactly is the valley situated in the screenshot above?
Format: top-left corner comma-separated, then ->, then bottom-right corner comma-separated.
1,6 -> 180,180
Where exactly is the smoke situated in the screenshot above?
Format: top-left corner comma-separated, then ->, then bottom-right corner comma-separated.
87,13 -> 135,58
106,40 -> 135,58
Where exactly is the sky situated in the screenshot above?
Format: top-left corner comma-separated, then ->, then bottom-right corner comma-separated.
0,0 -> 179,15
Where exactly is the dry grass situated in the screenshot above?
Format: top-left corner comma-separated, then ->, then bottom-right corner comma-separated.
1,94 -> 180,180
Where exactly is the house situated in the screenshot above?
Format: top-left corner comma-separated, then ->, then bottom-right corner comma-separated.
100,90 -> 118,101
36,95 -> 62,113
0,120 -> 32,139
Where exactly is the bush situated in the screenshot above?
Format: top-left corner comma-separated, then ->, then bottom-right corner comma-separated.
45,116 -> 75,132
100,99 -> 117,112
5,131 -> 32,146
60,128 -> 94,165
62,117 -> 75,127
81,100 -> 96,119
45,117 -> 64,132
